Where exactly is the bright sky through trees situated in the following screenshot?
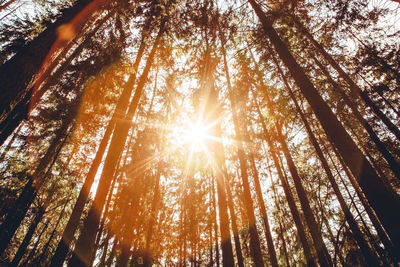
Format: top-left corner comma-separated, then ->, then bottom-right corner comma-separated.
0,0 -> 400,266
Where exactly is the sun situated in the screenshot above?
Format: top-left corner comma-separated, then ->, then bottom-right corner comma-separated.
185,122 -> 208,152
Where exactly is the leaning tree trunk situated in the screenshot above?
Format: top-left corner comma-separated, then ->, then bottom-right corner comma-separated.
220,31 -> 265,267
67,22 -> 164,267
0,0 -> 105,137
49,29 -> 147,267
36,200 -> 69,265
248,50 -> 316,266
0,112 -> 73,256
247,0 -> 400,252
270,47 -> 383,266
254,99 -> 316,267
290,14 -> 400,142
275,126 -> 333,267
9,206 -> 45,267
311,53 -> 400,181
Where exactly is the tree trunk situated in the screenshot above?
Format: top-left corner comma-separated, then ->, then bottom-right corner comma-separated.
49,27 -> 148,267
37,200 -> 69,265
220,31 -> 265,267
9,206 -> 45,267
270,47 -> 382,266
224,175 -> 245,267
0,12 -> 113,146
290,14 -> 400,142
211,176 -> 221,267
143,168 -> 162,266
0,115 -> 72,256
253,99 -> 316,266
247,0 -> 400,252
21,217 -> 50,267
312,53 -> 400,181
266,160 -> 291,267
275,126 -> 333,266
67,21 -> 164,267
249,156 -> 280,266
0,0 -> 105,130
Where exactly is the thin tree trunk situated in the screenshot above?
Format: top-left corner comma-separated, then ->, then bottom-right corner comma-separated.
10,180 -> 59,267
247,0 -> 400,251
49,34 -> 148,261
253,98 -> 315,266
21,217 -> 50,267
200,45 -> 235,266
329,140 -> 398,260
220,31 -> 265,267
224,175 -> 245,267
248,156 -> 280,266
67,21 -> 165,267
266,160 -> 291,267
143,168 -> 162,266
36,200 -> 69,265
9,206 -> 46,267
270,46 -> 382,266
275,125 -> 333,266
311,53 -> 400,181
211,176 -> 221,267
0,117 -> 72,256
290,14 -> 400,142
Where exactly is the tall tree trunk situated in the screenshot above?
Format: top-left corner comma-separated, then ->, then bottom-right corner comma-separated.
143,168 -> 162,266
49,29 -> 147,266
21,217 -> 50,267
311,53 -> 400,181
0,0 -> 105,130
200,46 -> 235,266
0,12 -> 113,146
10,180 -> 59,267
329,140 -> 398,260
37,200 -> 69,265
270,47 -> 382,266
290,14 -> 400,142
253,98 -> 315,266
67,21 -> 164,267
224,175 -> 245,267
266,160 -> 291,267
220,31 -> 265,267
248,156 -> 279,266
9,206 -> 45,267
0,115 -> 72,256
247,0 -> 400,251
275,125 -> 333,266
211,176 -> 221,267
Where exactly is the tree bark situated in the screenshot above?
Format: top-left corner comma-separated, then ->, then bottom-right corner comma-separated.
254,98 -> 316,266
247,0 -> 400,252
290,14 -> 400,142
220,31 -> 265,267
270,46 -> 382,266
67,21 -> 164,267
49,26 -> 147,267
311,53 -> 400,181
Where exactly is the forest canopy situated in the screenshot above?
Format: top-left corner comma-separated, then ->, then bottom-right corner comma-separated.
0,0 -> 400,266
